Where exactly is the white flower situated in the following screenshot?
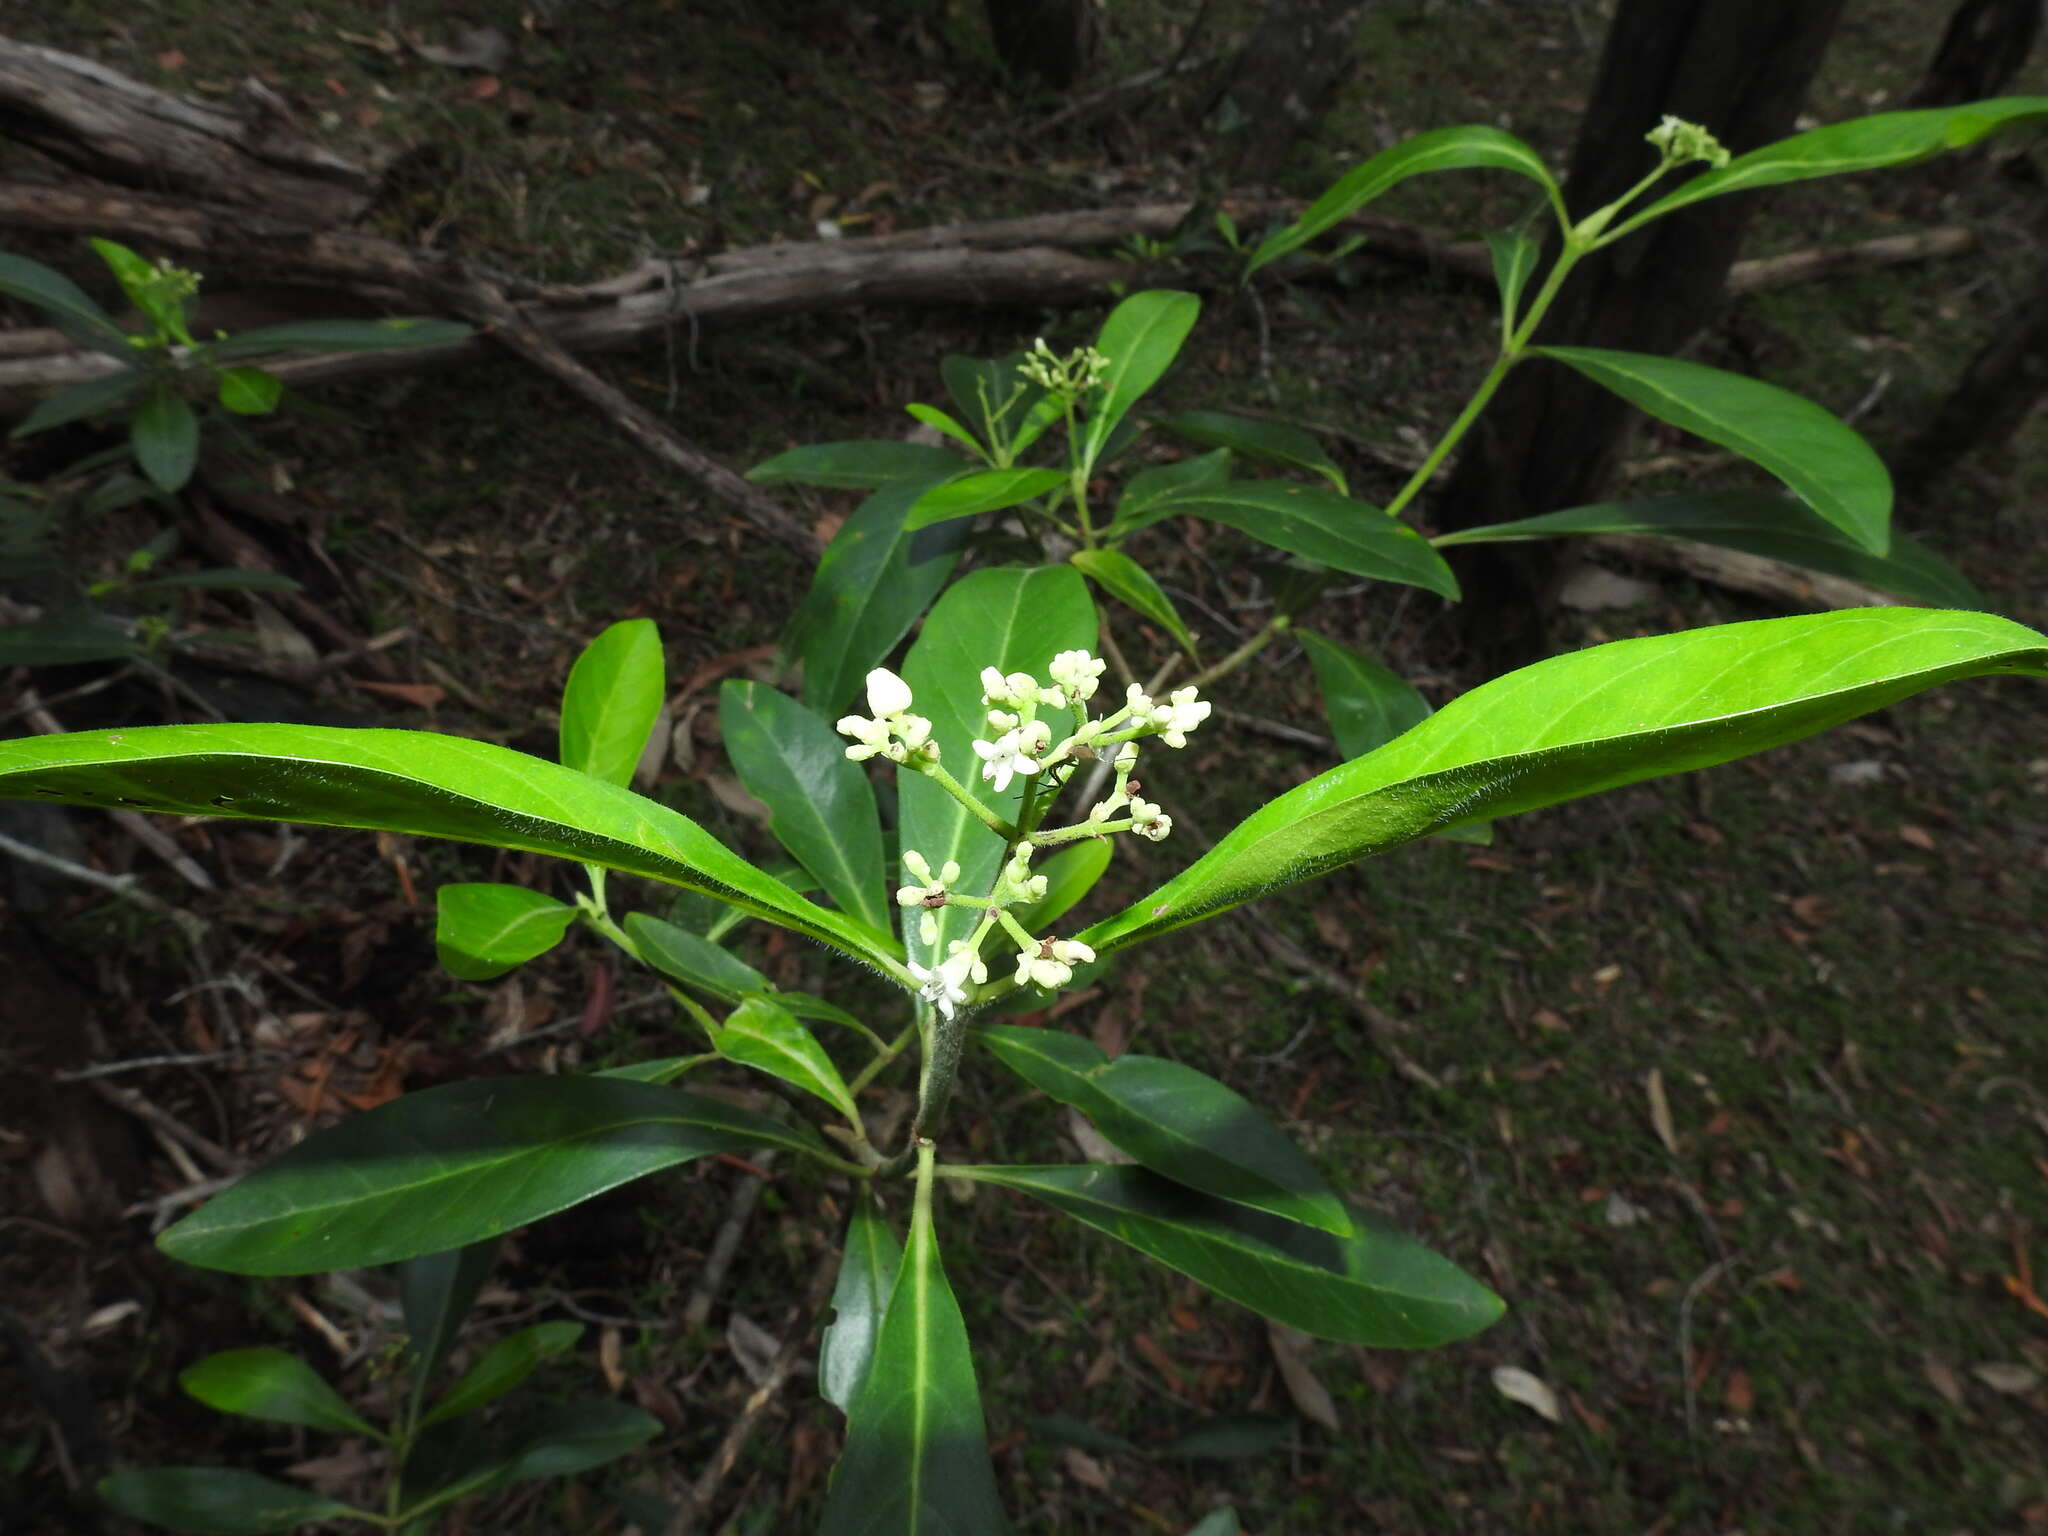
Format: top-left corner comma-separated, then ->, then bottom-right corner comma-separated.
980,668 -> 1040,708
985,707 -> 1018,733
1125,682 -> 1154,717
865,667 -> 914,719
971,727 -> 1045,794
918,910 -> 939,946
1128,798 -> 1172,841
1012,938 -> 1094,991
911,942 -> 989,1019
1086,788 -> 1130,827
836,714 -> 892,761
1049,650 -> 1106,701
1155,686 -> 1211,749
896,851 -> 960,907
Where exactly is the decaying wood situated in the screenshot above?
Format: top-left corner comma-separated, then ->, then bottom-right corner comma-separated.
1722,226 -> 1975,293
1587,532 -> 1902,610
0,38 -> 373,226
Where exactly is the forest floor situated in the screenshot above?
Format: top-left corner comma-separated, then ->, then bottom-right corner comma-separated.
3,2 -> 2047,1533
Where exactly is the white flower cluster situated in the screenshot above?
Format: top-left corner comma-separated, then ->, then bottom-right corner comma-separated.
1647,115 -> 1731,170
1019,338 -> 1110,398
836,668 -> 935,766
1121,682 -> 1212,750
1014,937 -> 1095,991
908,941 -> 988,1019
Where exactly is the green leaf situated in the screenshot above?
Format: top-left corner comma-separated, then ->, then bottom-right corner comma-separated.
434,882 -> 576,981
0,615 -> 135,666
1080,609 -> 2048,955
1163,1417 -> 1290,1460
944,353 -> 1048,455
1629,98 -> 2048,226
1297,630 -> 1431,759
0,251 -> 125,345
819,1161 -> 1007,1536
1153,411 -> 1345,493
560,618 -> 665,788
0,723 -> 901,978
1108,448 -> 1233,535
131,384 -> 199,493
210,318 -> 472,357
904,401 -> 988,459
1082,290 -> 1201,472
1536,346 -> 1892,554
1009,838 -> 1112,934
819,1193 -> 903,1415
978,1026 -> 1351,1234
594,1055 -> 710,1085
490,1400 -> 660,1484
1171,483 -> 1460,598
157,1076 -> 830,1274
397,1239 -> 500,1386
1027,1414 -> 1139,1455
1433,490 -> 1980,608
904,466 -> 1068,529
784,479 -> 970,719
97,1468 -> 367,1534
747,440 -> 966,490
1484,230 -> 1541,331
421,1320 -> 583,1429
1247,125 -> 1562,276
720,681 -> 888,933
955,1165 -> 1501,1347
714,995 -> 861,1124
624,912 -> 768,1000
216,367 -> 283,416
128,569 -> 303,593
897,565 -> 1095,969
1070,547 -> 1195,651
9,370 -> 146,438
179,1349 -> 378,1438
1184,1510 -> 1244,1536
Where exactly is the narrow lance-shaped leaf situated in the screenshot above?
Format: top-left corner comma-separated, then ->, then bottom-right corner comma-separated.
435,883 -> 576,981
942,352 -> 1060,461
818,1193 -> 903,1415
1536,346 -> 1892,554
157,1076 -> 832,1275
720,681 -> 890,934
1433,490 -> 1980,608
714,995 -> 862,1125
1484,229 -> 1542,334
979,1025 -> 1351,1234
1297,629 -> 1432,760
746,439 -> 966,490
9,370 -> 145,439
905,465 -> 1067,529
1153,411 -> 1346,493
132,383 -> 199,493
398,1238 -> 501,1386
624,912 -> 767,1001
1247,125 -> 1564,276
1171,483 -> 1460,598
1108,446 -> 1233,535
210,317 -> 473,357
97,1468 -> 368,1535
1081,290 -> 1202,473
0,723 -> 906,982
180,1349 -> 378,1438
0,251 -> 126,345
947,1164 -> 1503,1349
1070,547 -> 1195,652
904,401 -> 988,459
1079,609 -> 2048,955
560,617 -> 665,787
421,1320 -> 583,1429
819,1147 -> 1008,1535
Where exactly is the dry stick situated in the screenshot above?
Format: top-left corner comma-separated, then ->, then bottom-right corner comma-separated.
1678,1255 -> 1739,1458
683,1151 -> 780,1330
671,1246 -> 842,1536
87,1079 -> 237,1174
1250,919 -> 1445,1093
0,826 -> 209,944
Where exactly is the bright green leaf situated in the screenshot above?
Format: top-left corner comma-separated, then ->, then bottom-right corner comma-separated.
1537,346 -> 1892,554
1109,448 -> 1234,534
215,367 -> 284,416
904,401 -> 988,459
747,440 -> 966,490
97,1468 -> 367,1534
819,1193 -> 903,1415
624,912 -> 767,1000
715,995 -> 861,1124
560,618 -> 665,788
421,1320 -> 583,1429
1171,483 -> 1460,598
904,465 -> 1068,529
434,883 -> 576,981
1070,547 -> 1195,651
1297,630 -> 1431,759
157,1077 -> 830,1274
1080,609 -> 2048,955
1483,230 -> 1542,332
179,1349 -> 377,1438
1082,290 -> 1201,473
1153,411 -> 1345,493
131,384 -> 199,493
979,1026 -> 1351,1234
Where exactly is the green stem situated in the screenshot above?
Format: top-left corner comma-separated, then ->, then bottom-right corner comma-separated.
1185,612 -> 1291,692
920,759 -> 1013,839
848,1022 -> 918,1096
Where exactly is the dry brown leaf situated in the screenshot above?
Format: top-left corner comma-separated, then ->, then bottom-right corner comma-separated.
355,681 -> 446,710
1063,1106 -> 1133,1165
1723,1369 -> 1754,1415
1061,1448 -> 1111,1491
599,1326 -> 625,1393
1269,1323 -> 1340,1432
1923,1356 -> 1967,1408
1971,1361 -> 2040,1395
1646,1068 -> 1679,1156
1491,1364 -> 1561,1423
727,1313 -> 780,1387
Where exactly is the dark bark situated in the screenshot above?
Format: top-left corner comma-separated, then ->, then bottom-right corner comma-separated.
1429,0 -> 1845,666
1908,0 -> 2043,107
1203,0 -> 1373,183
984,0 -> 1098,88
1893,263 -> 2048,490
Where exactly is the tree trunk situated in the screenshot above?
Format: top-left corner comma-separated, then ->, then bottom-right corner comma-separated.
1908,0 -> 2043,107
1203,0 -> 1373,183
1893,262 -> 2048,490
984,0 -> 1098,89
1429,0 -> 1845,666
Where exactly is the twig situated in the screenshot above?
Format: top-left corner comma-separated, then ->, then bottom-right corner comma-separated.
1251,918 -> 1444,1092
87,1079 -> 236,1174
55,1051 -> 244,1082
1213,706 -> 1331,751
684,1152 -> 779,1329
0,827 -> 209,946
1678,1255 -> 1739,1457
549,1292 -> 683,1333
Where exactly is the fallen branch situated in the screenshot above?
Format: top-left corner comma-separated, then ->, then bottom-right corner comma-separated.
1587,532 -> 1905,611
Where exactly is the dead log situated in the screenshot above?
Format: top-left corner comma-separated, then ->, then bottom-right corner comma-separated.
1588,533 -> 1903,610
0,37 -> 373,226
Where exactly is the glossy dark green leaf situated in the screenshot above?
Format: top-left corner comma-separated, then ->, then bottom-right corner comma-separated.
179,1349 -> 377,1438
1297,629 -> 1431,759
434,882 -> 576,981
897,565 -> 1095,970
211,318 -> 472,357
1483,230 -> 1541,332
747,440 -> 966,490
1082,290 -> 1202,472
400,1400 -> 659,1514
905,466 -> 1067,529
715,995 -> 861,1123
216,367 -> 284,416
1171,483 -> 1459,598
624,912 -> 766,1000
1080,609 -> 2047,955
397,1238 -> 500,1386
942,353 -> 1060,460
819,1159 -> 1007,1536
0,724 -> 902,979
1433,490 -> 1980,607
1109,447 -> 1232,535
1009,838 -> 1112,935
158,1077 -> 828,1275
904,401 -> 987,459
97,1468 -> 366,1534
1153,411 -> 1345,493
1163,1417 -> 1290,1460
0,251 -> 125,344
784,479 -> 970,718
950,1165 -> 1503,1348
1247,126 -> 1563,275
560,618 -> 665,788
978,1026 -> 1350,1234
1537,347 -> 1892,554
720,681 -> 888,933
1627,98 -> 2048,227
1070,547 -> 1195,651
819,1192 -> 903,1415
9,370 -> 145,438
421,1320 -> 583,1429
132,383 -> 199,493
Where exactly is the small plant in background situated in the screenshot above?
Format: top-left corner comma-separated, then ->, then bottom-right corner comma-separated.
0,240 -> 467,667
99,1238 -> 659,1532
